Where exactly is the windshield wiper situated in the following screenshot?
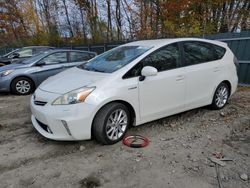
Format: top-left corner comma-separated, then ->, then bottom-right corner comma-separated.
90,68 -> 105,73
83,66 -> 105,73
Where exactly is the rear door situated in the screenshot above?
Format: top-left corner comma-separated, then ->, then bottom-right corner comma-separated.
182,41 -> 222,110
33,52 -> 68,85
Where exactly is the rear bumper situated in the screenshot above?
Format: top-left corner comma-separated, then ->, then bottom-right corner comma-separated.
230,75 -> 238,96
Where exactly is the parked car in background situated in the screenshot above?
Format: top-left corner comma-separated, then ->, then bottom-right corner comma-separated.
0,49 -> 96,95
0,46 -> 54,67
30,38 -> 238,145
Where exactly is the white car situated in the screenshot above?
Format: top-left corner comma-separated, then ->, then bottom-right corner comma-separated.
30,38 -> 238,144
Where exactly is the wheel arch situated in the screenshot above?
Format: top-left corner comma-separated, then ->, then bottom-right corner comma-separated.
222,80 -> 232,96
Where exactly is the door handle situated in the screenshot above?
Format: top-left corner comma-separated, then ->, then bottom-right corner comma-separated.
176,75 -> 185,81
213,67 -> 220,72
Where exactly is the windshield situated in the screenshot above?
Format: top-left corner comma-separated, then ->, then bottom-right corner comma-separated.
21,51 -> 51,64
78,46 -> 151,73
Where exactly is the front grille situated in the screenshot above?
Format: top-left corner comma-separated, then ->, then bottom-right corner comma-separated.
36,118 -> 53,134
34,100 -> 47,106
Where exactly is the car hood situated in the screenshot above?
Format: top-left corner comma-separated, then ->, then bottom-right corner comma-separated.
39,67 -> 108,94
0,63 -> 30,72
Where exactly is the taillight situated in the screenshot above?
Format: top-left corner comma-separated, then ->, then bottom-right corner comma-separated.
233,56 -> 239,73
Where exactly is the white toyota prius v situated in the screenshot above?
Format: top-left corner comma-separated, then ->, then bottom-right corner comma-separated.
30,38 -> 238,144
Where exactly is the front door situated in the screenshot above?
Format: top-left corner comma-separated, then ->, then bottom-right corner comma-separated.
34,52 -> 68,85
138,43 -> 186,123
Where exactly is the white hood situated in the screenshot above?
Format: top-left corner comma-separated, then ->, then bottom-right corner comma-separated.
39,67 -> 108,94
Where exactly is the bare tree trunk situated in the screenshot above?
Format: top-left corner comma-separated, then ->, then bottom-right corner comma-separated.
79,8 -> 87,43
105,0 -> 112,41
121,0 -> 132,40
155,0 -> 160,37
115,0 -> 122,41
62,0 -> 74,37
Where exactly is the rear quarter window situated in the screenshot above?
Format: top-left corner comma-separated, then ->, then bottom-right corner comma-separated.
213,45 -> 226,59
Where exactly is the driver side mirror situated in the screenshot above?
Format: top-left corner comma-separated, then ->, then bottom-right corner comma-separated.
141,66 -> 158,76
139,66 -> 158,81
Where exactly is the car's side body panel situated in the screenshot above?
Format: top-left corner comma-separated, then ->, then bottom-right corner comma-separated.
138,68 -> 186,123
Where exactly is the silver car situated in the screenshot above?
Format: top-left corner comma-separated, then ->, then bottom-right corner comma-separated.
0,49 -> 96,95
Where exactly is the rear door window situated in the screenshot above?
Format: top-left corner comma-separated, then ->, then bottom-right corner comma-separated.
70,52 -> 94,62
183,41 -> 218,66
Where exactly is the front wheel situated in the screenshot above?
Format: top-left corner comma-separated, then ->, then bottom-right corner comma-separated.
92,103 -> 130,145
211,82 -> 229,110
11,77 -> 35,95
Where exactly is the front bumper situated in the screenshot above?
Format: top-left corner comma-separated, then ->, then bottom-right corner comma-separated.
30,89 -> 97,141
0,76 -> 11,92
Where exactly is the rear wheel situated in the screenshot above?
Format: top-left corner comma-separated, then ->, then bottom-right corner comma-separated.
211,82 -> 229,110
92,103 -> 130,145
11,77 -> 35,95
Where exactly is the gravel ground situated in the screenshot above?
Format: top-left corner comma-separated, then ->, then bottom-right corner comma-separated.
0,87 -> 249,188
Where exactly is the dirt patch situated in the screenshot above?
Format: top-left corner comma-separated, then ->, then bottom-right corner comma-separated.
0,87 -> 250,188
79,174 -> 101,188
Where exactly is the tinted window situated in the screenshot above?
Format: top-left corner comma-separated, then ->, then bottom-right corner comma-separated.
41,52 -> 67,65
123,43 -> 180,79
183,41 -> 218,66
213,45 -> 226,59
70,52 -> 94,62
142,43 -> 180,71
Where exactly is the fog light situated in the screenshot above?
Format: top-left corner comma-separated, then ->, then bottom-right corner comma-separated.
61,120 -> 72,136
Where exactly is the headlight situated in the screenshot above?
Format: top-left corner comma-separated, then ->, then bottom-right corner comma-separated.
52,87 -> 95,105
1,70 -> 14,77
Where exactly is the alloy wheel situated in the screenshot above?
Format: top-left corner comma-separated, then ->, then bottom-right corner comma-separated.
106,109 -> 128,141
215,85 -> 228,108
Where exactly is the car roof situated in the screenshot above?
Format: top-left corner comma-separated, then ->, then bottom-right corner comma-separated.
123,38 -> 227,48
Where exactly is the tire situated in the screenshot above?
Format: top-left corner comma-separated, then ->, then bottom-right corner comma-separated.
11,77 -> 35,95
92,103 -> 130,145
210,82 -> 230,110
0,63 -> 5,67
